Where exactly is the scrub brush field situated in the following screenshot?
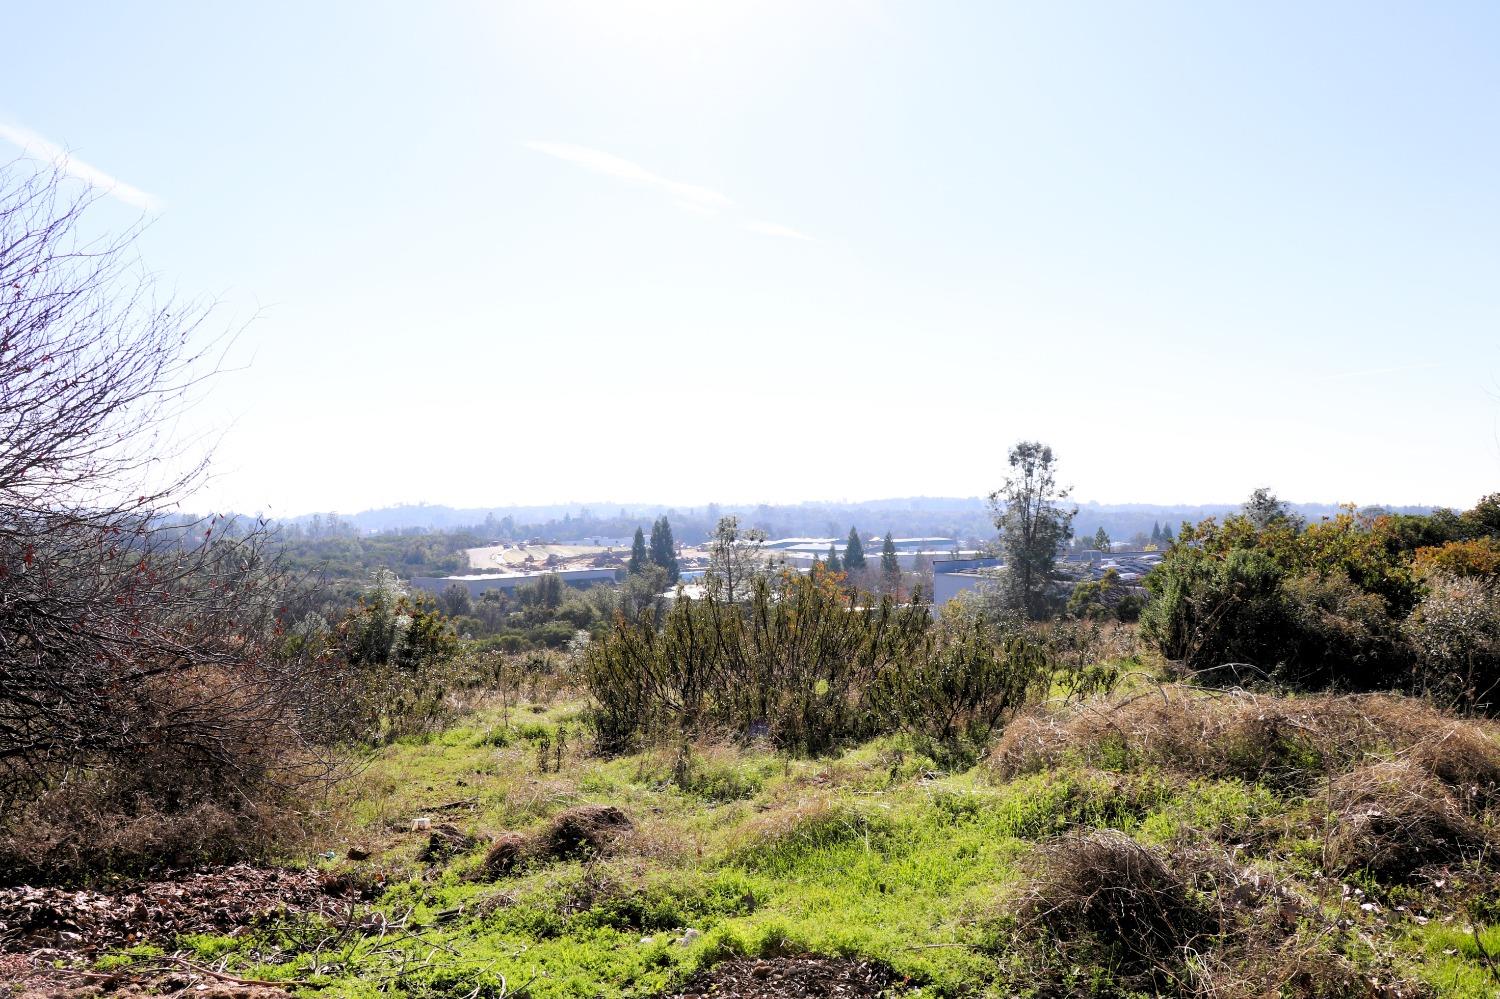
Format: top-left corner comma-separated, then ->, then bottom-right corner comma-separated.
75,683 -> 1500,999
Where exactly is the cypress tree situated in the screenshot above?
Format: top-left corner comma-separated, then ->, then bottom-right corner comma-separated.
844,528 -> 866,570
881,532 -> 898,576
1150,521 -> 1162,544
648,517 -> 679,582
1161,522 -> 1175,543
628,527 -> 648,575
826,543 -> 843,573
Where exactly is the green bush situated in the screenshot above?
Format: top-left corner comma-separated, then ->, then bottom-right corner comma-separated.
869,621 -> 1049,766
1142,499 -> 1500,700
582,568 -> 1047,758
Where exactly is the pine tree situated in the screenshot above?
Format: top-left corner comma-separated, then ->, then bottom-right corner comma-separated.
881,532 -> 898,576
1161,522 -> 1175,543
628,527 -> 648,575
649,517 -> 680,583
844,528 -> 866,571
1150,521 -> 1162,544
826,543 -> 843,573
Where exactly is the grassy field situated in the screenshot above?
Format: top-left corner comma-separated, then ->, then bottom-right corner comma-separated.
103,686 -> 1500,998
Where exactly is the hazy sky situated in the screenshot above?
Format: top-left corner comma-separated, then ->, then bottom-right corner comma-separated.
4,1 -> 1497,515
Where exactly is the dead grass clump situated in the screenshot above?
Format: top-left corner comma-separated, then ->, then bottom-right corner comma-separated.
481,832 -> 528,878
0,789 -> 299,886
1323,760 -> 1492,882
1358,698 -> 1500,792
1004,831 -> 1413,998
539,805 -> 634,860
991,687 -> 1500,795
1011,830 -> 1209,993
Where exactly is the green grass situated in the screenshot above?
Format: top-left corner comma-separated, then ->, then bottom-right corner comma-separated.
91,696 -> 1500,998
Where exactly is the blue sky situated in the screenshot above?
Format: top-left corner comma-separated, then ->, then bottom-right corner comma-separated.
3,1 -> 1497,515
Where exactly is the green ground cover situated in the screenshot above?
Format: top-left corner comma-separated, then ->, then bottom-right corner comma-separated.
94,693 -> 1500,998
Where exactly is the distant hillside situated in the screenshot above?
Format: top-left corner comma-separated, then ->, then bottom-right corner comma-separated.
281,497 -> 1439,545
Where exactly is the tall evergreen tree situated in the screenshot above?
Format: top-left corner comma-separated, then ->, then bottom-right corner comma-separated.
1161,522 -> 1175,543
649,517 -> 680,582
844,528 -> 866,570
881,532 -> 899,576
1093,526 -> 1111,552
627,527 -> 648,575
826,543 -> 843,573
1150,521 -> 1162,544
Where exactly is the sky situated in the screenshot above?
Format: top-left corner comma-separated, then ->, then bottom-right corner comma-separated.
3,1 -> 1498,516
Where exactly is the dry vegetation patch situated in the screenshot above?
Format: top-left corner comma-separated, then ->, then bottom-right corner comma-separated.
537,804 -> 634,861
991,687 -> 1500,794
1323,760 -> 1494,882
479,832 -> 528,878
1003,829 -> 1416,998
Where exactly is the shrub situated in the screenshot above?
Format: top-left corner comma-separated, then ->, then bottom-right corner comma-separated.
1404,571 -> 1500,709
1413,537 -> 1500,580
582,569 -> 1047,757
869,621 -> 1049,766
582,570 -> 928,753
1141,510 -> 1429,691
1141,545 -> 1295,674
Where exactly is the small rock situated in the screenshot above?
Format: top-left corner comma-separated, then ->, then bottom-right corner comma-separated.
676,927 -> 702,945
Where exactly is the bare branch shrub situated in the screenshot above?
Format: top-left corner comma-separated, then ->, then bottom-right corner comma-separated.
0,163 -> 334,880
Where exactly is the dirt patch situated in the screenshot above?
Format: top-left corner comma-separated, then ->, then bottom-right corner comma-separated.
0,865 -> 351,955
661,956 -> 899,998
7,957 -> 293,999
539,805 -> 633,860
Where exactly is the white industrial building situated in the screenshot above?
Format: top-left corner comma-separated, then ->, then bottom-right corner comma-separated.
929,550 -> 1165,611
409,567 -> 619,598
764,536 -> 973,571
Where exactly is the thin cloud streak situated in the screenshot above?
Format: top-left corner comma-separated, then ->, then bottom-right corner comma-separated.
523,140 -> 730,211
1307,361 -> 1443,383
524,139 -> 812,240
0,120 -> 162,212
746,220 -> 813,241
